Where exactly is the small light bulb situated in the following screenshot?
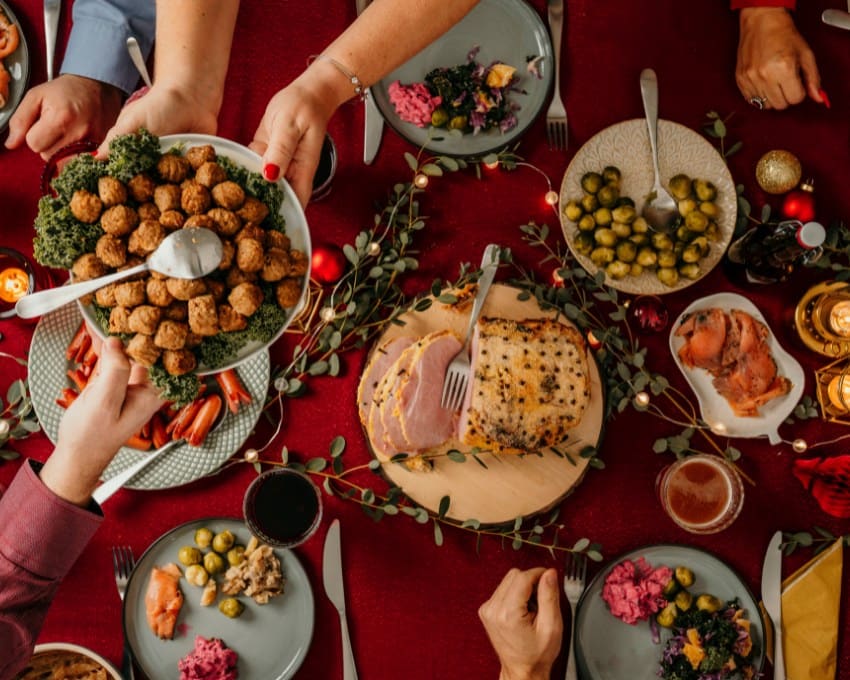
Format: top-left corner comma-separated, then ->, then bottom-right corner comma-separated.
551,269 -> 565,286
368,241 -> 381,256
273,377 -> 289,393
0,420 -> 9,437
711,422 -> 728,435
483,160 -> 500,170
244,448 -> 259,463
792,438 -> 808,453
321,307 -> 336,323
586,331 -> 602,351
544,190 -> 559,206
634,391 -> 650,407
414,173 -> 429,188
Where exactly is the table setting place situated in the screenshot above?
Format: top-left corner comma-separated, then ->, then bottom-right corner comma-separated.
1,1 -> 850,679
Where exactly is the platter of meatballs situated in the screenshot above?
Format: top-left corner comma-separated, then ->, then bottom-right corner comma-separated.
62,133 -> 311,376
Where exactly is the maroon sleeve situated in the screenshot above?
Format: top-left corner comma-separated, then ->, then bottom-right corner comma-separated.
0,461 -> 102,679
731,0 -> 796,8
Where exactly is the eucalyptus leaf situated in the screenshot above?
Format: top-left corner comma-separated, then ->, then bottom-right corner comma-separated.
434,521 -> 444,546
329,435 -> 346,458
305,457 -> 327,472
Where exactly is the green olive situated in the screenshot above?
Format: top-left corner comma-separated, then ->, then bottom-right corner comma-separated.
194,527 -> 214,549
602,166 -> 622,186
219,597 -> 245,619
597,184 -> 619,208
580,171 -> 604,195
699,201 -> 720,219
611,205 -> 637,224
580,194 -> 599,214
679,263 -> 701,280
615,241 -> 637,263
685,210 -> 709,233
593,228 -> 618,247
573,232 -> 594,256
674,566 -> 696,588
696,594 -> 723,613
668,174 -> 693,200
227,545 -> 246,567
681,244 -> 703,264
631,216 -> 649,234
606,260 -> 631,280
212,530 -> 236,554
651,232 -> 674,251
178,546 -> 202,567
185,564 -> 210,587
590,247 -> 616,267
657,267 -> 680,287
656,602 -> 679,628
448,115 -> 468,131
693,179 -> 717,202
636,247 -> 658,267
203,551 -> 226,575
611,222 -> 632,239
563,200 -> 584,222
674,589 -> 694,612
430,108 -> 449,128
677,198 -> 698,217
593,207 -> 613,227
577,214 -> 596,232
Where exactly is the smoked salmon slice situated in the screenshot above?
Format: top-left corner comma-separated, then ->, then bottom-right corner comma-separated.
145,563 -> 184,639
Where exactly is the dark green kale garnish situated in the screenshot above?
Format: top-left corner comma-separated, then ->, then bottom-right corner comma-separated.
197,299 -> 288,368
148,365 -> 202,408
50,153 -> 108,202
105,128 -> 161,182
217,156 -> 286,232
33,196 -> 102,269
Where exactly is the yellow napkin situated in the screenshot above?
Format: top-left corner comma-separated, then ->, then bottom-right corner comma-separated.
763,538 -> 844,680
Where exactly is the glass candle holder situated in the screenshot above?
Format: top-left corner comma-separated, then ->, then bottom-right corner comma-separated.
0,248 -> 36,319
243,468 -> 322,548
310,134 -> 337,202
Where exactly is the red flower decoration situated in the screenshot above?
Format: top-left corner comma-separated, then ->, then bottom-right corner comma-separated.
792,455 -> 850,518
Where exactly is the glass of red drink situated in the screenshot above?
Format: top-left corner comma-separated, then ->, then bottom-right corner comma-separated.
243,468 -> 323,548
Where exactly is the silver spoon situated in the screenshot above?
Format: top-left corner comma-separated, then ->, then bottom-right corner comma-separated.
16,228 -> 222,319
639,69 -> 679,234
126,36 -> 152,88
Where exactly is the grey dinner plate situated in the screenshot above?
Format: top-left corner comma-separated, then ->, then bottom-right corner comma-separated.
0,0 -> 29,133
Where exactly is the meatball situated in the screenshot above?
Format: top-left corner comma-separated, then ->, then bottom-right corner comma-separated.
266,230 -> 291,250
95,234 -> 127,268
69,190 -> 103,224
186,144 -> 216,169
164,301 -> 189,321
234,224 -> 266,245
261,247 -> 290,282
276,278 -> 302,308
228,282 -> 263,317
128,174 -> 156,202
113,280 -> 147,307
101,205 -> 139,237
289,249 -> 309,276
126,333 -> 161,367
154,320 -> 189,350
118,256 -> 146,280
207,208 -> 241,236
211,181 -> 245,210
184,214 -> 217,231
185,331 -> 203,348
159,210 -> 185,230
195,161 -> 228,188
72,253 -> 106,281
166,277 -> 208,301
137,202 -> 161,221
188,294 -> 220,336
154,184 -> 182,213
225,267 -> 256,288
128,305 -> 162,335
95,283 -> 117,307
236,238 -> 264,273
205,278 -> 226,302
157,153 -> 191,183
218,304 -> 247,332
97,176 -> 127,207
219,240 -> 235,270
163,349 -> 197,376
146,278 -> 175,307
182,180 -> 211,215
128,219 -> 166,256
236,196 -> 269,224
108,306 -> 132,334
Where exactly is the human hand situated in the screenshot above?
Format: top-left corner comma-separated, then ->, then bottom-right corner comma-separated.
40,337 -> 163,506
4,74 -> 123,159
249,74 -> 337,209
736,7 -> 824,110
479,567 -> 563,680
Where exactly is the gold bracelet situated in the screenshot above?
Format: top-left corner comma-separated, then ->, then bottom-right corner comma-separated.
307,54 -> 366,101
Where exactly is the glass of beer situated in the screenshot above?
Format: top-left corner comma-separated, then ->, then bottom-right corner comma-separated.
657,455 -> 744,534
243,468 -> 323,548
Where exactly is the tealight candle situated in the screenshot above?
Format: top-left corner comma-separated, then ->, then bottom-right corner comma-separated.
0,248 -> 36,319
829,300 -> 850,337
827,374 -> 850,410
0,267 -> 29,303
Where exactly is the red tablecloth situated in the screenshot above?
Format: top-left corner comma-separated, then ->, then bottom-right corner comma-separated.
1,1 -> 848,678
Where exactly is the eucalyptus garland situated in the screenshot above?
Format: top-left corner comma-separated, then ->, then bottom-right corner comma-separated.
0,352 -> 40,462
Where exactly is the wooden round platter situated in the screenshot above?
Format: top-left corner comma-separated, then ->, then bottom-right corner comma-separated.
360,283 -> 605,526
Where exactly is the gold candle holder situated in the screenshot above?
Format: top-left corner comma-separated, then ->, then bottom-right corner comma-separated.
794,281 -> 850,357
815,358 -> 850,424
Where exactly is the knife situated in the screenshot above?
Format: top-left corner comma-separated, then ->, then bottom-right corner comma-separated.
822,8 -> 850,30
356,0 -> 383,164
323,519 -> 359,680
761,531 -> 785,680
44,0 -> 60,81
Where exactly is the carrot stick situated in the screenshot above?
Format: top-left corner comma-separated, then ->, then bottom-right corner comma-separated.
125,433 -> 152,450
167,398 -> 205,440
151,412 -> 169,449
215,369 -> 251,414
66,322 -> 90,362
67,368 -> 88,392
185,394 -> 223,447
55,388 -> 78,409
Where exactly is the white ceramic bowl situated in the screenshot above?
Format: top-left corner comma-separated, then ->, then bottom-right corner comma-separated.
24,642 -> 121,679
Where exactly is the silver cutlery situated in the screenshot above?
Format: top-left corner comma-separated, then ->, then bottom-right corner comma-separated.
563,553 -> 586,680
639,68 -> 679,234
545,0 -> 567,150
112,546 -> 136,680
126,36 -> 152,88
323,519 -> 359,680
761,531 -> 785,680
822,8 -> 850,30
43,0 -> 60,81
440,244 -> 501,411
355,0 -> 383,164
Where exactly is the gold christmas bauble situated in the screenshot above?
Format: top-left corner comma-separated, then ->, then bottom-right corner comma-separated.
755,150 -> 802,194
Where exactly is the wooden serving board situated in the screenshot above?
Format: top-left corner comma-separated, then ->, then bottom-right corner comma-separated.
361,283 -> 605,526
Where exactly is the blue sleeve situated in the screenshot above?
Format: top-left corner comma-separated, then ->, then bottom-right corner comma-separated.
60,0 -> 156,94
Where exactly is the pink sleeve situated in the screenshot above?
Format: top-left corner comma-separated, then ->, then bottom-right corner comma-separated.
731,0 -> 796,8
0,461 -> 102,679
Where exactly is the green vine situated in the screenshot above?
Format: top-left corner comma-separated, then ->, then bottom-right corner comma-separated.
0,352 -> 40,462
781,528 -> 850,556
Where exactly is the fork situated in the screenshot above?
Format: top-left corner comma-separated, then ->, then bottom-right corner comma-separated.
563,552 -> 587,680
545,0 -> 568,150
43,0 -> 61,81
112,546 -> 136,680
440,244 -> 501,411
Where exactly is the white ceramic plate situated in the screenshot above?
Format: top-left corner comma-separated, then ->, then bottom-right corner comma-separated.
78,133 -> 311,375
370,0 -> 553,158
28,302 -> 269,490
559,119 -> 736,295
575,544 -> 765,680
20,642 -> 121,680
124,518 -> 314,680
669,292 -> 804,444
0,0 -> 29,133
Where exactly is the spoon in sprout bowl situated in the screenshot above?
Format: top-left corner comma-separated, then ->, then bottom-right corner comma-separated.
639,69 -> 679,234
16,228 -> 223,319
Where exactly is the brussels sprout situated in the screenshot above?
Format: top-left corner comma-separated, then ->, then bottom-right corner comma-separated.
657,267 -> 680,287
606,260 -> 631,280
656,602 -> 679,628
602,166 -> 622,185
636,247 -> 658,267
581,171 -> 604,194
668,173 -> 692,200
573,233 -> 594,255
593,228 -> 618,247
212,530 -> 236,554
675,590 -> 694,611
615,241 -> 637,263
227,545 -> 246,567
615,196 -> 636,208
219,597 -> 245,619
185,564 -> 209,587
580,194 -> 599,213
593,207 -> 613,227
690,236 -> 710,256
685,210 -> 709,233
611,222 -> 632,239
681,244 -> 703,264
677,198 -> 697,217
651,232 -> 674,251
178,546 -> 202,567
699,201 -> 720,219
695,594 -> 723,613
563,200 -> 584,222
430,108 -> 449,128
662,578 -> 681,599
577,214 -> 596,232
693,179 -> 717,202
590,247 -> 616,267
194,527 -> 213,549
448,115 -> 468,130
629,233 -> 650,247
657,249 -> 677,269
674,566 -> 696,588
631,216 -> 649,234
203,551 -> 226,575
675,226 -> 694,243
629,263 -> 644,277
611,205 -> 637,224
679,263 -> 701,280
597,184 -> 619,208
705,222 -> 721,241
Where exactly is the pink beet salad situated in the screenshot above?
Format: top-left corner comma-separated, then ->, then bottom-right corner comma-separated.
600,557 -> 672,625
178,636 -> 238,680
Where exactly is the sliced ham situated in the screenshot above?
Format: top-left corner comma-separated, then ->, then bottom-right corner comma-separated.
357,336 -> 414,422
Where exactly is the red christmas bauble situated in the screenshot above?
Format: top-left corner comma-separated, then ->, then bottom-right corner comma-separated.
311,244 -> 347,285
628,295 -> 669,334
781,181 -> 816,222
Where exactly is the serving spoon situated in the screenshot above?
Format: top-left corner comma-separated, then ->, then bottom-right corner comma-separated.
639,69 -> 679,234
16,227 -> 222,319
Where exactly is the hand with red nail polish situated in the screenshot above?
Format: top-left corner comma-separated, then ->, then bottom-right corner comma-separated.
263,163 -> 281,181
